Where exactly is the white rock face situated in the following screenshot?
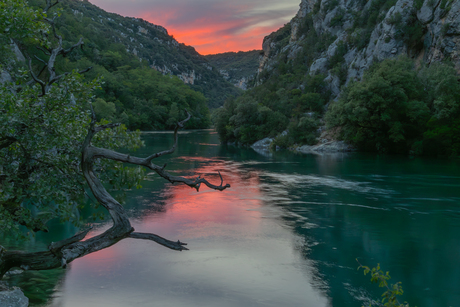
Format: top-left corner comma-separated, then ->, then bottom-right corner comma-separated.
258,0 -> 460,97
178,70 -> 197,84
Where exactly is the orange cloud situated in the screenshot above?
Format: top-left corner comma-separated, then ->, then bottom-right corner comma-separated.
89,0 -> 300,55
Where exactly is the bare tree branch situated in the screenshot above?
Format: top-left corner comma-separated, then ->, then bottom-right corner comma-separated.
129,233 -> 189,251
34,55 -> 48,66
145,109 -> 191,161
62,37 -> 84,57
43,0 -> 60,14
49,227 -> 93,253
94,123 -> 121,133
78,66 -> 92,75
0,136 -> 17,150
36,46 -> 51,56
27,57 -> 46,96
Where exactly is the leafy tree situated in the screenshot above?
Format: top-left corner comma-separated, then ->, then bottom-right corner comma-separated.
0,0 -> 48,64
327,56 -> 460,156
1,0 -> 229,280
326,57 -> 429,153
1,0 -> 143,234
93,98 -> 116,121
418,63 -> 460,156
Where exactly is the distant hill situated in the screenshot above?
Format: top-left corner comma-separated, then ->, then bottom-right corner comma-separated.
27,0 -> 241,110
204,50 -> 261,90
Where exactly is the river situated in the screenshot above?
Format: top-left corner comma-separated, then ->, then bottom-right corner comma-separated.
5,130 -> 460,307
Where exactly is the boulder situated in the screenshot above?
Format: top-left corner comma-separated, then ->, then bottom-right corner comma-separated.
297,141 -> 356,154
251,137 -> 273,150
0,282 -> 29,307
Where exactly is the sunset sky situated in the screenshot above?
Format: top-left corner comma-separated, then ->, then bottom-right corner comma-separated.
89,0 -> 301,55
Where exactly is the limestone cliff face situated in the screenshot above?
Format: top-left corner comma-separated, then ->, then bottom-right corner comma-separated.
258,0 -> 460,98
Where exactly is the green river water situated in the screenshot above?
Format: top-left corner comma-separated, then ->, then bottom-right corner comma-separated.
5,130 -> 460,307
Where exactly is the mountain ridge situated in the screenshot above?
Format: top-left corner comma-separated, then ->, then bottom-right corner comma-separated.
45,0 -> 242,109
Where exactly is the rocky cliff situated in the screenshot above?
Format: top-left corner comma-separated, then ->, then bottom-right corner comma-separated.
258,0 -> 460,98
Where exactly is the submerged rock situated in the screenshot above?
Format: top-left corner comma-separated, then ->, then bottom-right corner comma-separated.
296,141 -> 356,154
251,137 -> 273,150
0,282 -> 29,307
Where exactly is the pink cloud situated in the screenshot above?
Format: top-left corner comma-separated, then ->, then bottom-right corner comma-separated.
89,0 -> 300,54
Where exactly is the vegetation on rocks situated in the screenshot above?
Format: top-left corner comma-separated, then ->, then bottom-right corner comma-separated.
326,56 -> 460,157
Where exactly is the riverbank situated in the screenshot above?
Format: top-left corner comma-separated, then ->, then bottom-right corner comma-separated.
0,281 -> 28,307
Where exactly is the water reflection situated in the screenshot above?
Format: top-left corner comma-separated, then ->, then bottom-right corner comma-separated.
46,145 -> 329,307
7,131 -> 460,307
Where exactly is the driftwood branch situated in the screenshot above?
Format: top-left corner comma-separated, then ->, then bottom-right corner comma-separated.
145,109 -> 191,161
129,233 -> 188,251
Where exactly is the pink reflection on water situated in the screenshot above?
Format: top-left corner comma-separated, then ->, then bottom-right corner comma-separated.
134,161 -> 265,239
74,160 -> 263,267
50,157 -> 329,307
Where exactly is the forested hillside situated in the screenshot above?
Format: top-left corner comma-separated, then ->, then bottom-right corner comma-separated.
21,0 -> 242,130
204,50 -> 261,90
214,0 -> 460,157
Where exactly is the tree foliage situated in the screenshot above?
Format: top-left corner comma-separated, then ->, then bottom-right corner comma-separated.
0,0 -> 48,64
24,0 -> 240,114
1,0 -> 230,283
358,262 -> 410,307
326,56 -> 460,156
0,0 -> 143,235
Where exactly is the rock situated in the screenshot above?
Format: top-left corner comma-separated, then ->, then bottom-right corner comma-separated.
309,57 -> 329,75
251,137 -> 274,157
297,141 -> 356,154
251,137 -> 273,150
0,282 -> 29,307
0,70 -> 13,84
417,0 -> 440,25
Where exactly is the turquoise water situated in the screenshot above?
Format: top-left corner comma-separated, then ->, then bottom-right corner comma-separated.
6,130 -> 460,306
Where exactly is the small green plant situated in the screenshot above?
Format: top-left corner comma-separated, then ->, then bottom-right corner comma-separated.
442,23 -> 450,36
386,12 -> 402,26
440,0 -> 448,9
313,0 -> 322,14
357,260 -> 411,307
414,0 -> 424,10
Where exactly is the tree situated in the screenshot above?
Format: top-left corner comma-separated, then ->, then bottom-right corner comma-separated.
326,56 -> 429,153
326,56 -> 460,156
0,0 -> 229,279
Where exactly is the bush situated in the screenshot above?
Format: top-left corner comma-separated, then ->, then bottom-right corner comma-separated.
327,57 -> 460,156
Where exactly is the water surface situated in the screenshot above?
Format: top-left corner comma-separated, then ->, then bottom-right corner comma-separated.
7,130 -> 460,307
